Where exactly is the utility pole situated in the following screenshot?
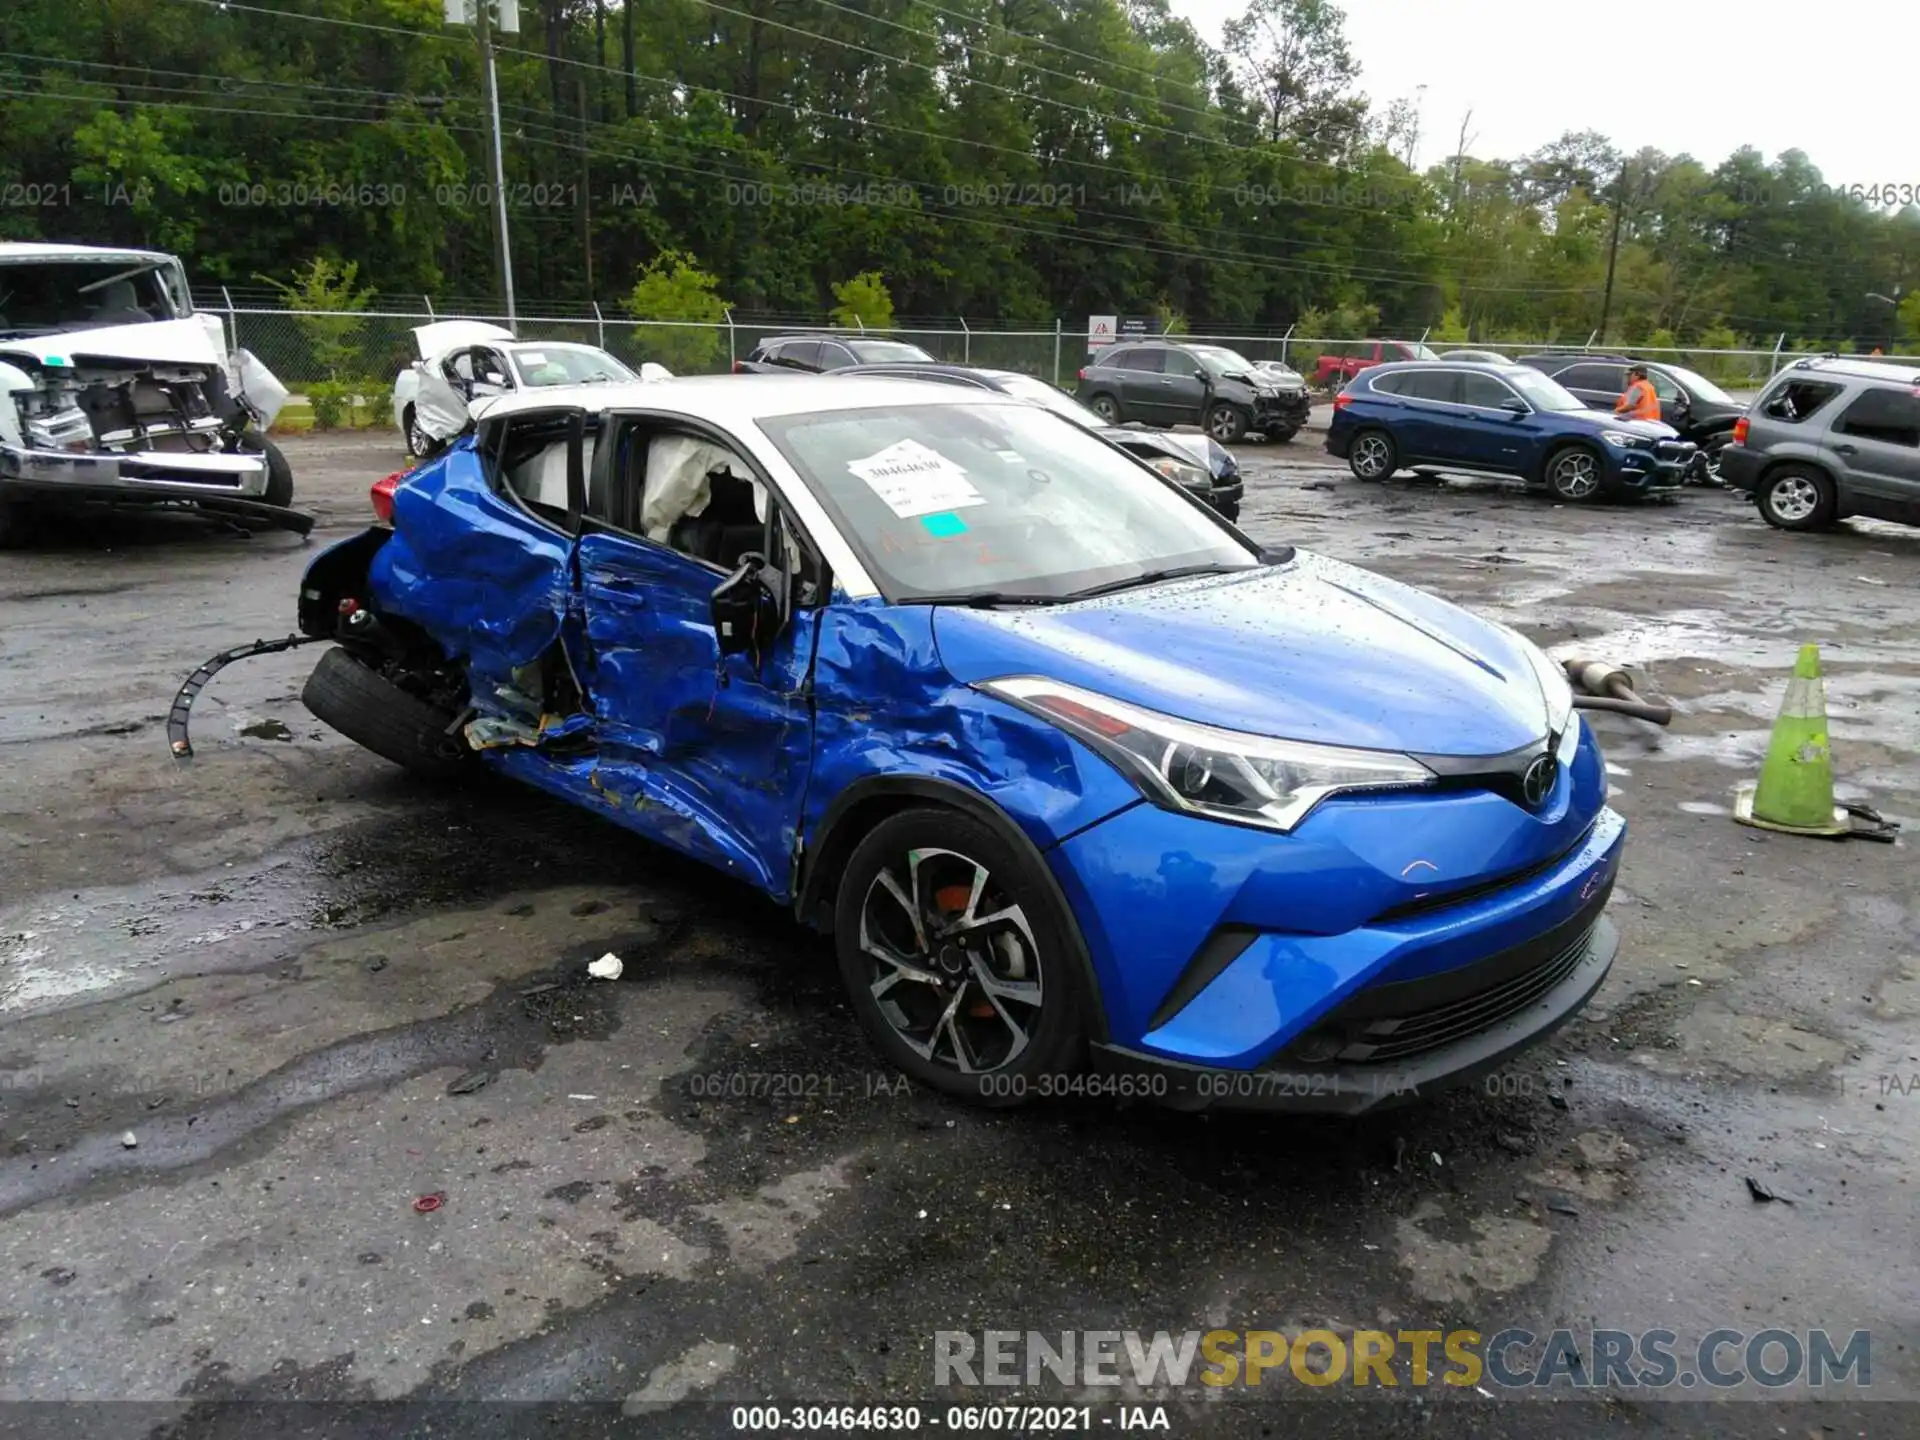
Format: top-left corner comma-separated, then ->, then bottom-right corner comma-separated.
448,0 -> 519,328
1597,164 -> 1626,345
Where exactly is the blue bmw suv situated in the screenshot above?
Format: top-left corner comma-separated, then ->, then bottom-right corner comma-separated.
1326,361 -> 1697,501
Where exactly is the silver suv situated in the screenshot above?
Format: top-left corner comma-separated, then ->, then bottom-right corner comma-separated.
1720,357 -> 1920,531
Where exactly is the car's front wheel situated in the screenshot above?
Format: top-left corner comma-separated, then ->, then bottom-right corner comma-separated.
1757,464 -> 1837,531
834,807 -> 1087,1104
1545,445 -> 1603,502
1207,404 -> 1249,444
1348,429 -> 1398,481
1264,426 -> 1298,444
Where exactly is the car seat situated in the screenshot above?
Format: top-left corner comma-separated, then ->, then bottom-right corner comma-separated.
668,469 -> 763,568
89,279 -> 152,326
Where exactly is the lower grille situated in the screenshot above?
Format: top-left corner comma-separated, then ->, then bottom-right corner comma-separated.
1281,923 -> 1596,1066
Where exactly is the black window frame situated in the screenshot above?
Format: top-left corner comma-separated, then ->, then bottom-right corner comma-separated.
1456,371 -> 1522,410
1394,369 -> 1462,404
1762,379 -> 1845,424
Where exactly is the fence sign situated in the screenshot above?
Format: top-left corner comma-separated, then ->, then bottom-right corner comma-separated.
1087,315 -> 1117,349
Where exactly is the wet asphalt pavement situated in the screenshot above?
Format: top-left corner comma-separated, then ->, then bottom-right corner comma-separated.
0,428 -> 1915,1439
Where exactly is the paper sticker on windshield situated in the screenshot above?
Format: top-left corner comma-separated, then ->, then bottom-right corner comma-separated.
519,351 -> 548,365
848,439 -> 984,519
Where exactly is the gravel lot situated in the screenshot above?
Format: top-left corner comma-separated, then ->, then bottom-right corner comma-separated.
0,428 -> 1914,1438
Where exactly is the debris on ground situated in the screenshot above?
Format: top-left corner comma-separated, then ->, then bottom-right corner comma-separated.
1745,1176 -> 1793,1205
1494,1132 -> 1529,1155
120,1132 -> 138,1149
413,1192 -> 446,1213
1545,1194 -> 1580,1217
587,952 -> 623,980
447,1070 -> 491,1096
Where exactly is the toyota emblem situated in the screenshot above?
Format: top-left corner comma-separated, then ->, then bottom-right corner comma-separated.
1522,753 -> 1556,807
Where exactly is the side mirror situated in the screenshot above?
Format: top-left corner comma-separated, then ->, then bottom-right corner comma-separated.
1499,398 -> 1529,416
711,553 -> 782,663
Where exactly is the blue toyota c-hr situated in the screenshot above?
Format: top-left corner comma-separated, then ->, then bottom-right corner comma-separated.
284,375 -> 1625,1112
1326,360 -> 1696,501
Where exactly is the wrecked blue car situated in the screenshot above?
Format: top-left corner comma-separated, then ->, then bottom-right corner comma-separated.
291,375 -> 1625,1111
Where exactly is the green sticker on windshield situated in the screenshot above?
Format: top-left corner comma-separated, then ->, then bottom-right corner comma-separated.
920,511 -> 968,537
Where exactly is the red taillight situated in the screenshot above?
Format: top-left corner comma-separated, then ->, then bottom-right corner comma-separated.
1732,415 -> 1749,446
370,470 -> 402,523
1333,392 -> 1353,409
732,360 -> 747,374
1077,368 -> 1087,381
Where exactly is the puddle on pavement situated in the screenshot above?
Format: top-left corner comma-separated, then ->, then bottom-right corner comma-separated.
235,717 -> 295,742
0,791 -> 691,1017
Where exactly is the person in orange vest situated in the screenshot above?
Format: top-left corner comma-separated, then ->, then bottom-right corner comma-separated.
1615,363 -> 1662,422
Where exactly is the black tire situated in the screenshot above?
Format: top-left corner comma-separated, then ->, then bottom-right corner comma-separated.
1086,393 -> 1121,424
259,437 -> 294,507
833,806 -> 1088,1105
1206,403 -> 1249,444
1757,464 -> 1837,532
1347,428 -> 1398,481
1544,444 -> 1604,502
301,646 -> 469,779
404,404 -> 442,459
1265,426 -> 1299,444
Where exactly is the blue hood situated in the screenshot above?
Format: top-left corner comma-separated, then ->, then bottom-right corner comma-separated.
931,552 -> 1551,757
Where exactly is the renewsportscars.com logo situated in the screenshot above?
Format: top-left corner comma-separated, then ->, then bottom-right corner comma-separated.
934,1327 -> 1874,1392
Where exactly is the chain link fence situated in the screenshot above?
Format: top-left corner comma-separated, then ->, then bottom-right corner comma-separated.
204,298 -> 1917,410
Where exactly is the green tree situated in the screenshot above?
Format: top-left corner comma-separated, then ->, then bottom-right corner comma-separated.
829,272 -> 896,330
621,250 -> 731,373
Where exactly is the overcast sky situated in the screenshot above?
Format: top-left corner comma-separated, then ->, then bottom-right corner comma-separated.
1163,0 -> 1908,187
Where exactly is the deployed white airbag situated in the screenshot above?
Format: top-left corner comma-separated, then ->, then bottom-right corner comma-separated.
641,434 -> 764,543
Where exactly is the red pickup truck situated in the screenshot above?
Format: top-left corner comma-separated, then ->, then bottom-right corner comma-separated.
1314,340 -> 1441,386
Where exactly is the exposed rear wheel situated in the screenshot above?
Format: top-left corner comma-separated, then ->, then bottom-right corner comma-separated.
833,808 -> 1087,1104
404,405 -> 441,459
1757,465 -> 1837,531
302,646 -> 469,778
1087,394 -> 1120,424
1348,429 -> 1397,481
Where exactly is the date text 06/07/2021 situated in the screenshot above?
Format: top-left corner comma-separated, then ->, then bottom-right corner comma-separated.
729,1404 -> 1172,1432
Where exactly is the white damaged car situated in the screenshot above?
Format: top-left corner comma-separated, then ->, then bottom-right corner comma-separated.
393,320 -> 668,457
0,242 -> 305,544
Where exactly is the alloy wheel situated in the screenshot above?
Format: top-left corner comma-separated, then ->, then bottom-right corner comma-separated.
406,411 -> 433,457
1090,395 -> 1119,422
857,846 -> 1044,1074
1550,451 -> 1599,500
1767,474 -> 1820,523
1207,407 -> 1241,442
1352,434 -> 1391,478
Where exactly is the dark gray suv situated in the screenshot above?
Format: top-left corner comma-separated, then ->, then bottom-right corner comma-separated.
1718,357 -> 1920,531
1074,341 -> 1311,443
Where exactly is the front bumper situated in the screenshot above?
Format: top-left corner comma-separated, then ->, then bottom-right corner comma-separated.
1206,478 -> 1244,514
1093,914 -> 1616,1115
1254,392 -> 1311,431
0,441 -> 311,534
1602,439 -> 1694,493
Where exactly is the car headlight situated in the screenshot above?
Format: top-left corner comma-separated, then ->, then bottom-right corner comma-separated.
1600,430 -> 1650,449
981,677 -> 1436,833
1253,386 -> 1278,398
1146,455 -> 1210,490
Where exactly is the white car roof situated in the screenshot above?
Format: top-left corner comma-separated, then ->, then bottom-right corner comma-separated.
0,241 -> 176,265
473,373 -> 1022,426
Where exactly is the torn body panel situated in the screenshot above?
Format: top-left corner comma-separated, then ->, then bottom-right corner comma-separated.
572,530 -> 817,897
802,602 -> 1142,866
366,445 -> 571,698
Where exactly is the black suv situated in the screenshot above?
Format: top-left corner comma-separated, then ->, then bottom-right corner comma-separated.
1074,340 -> 1311,444
733,334 -> 936,374
1516,353 -> 1745,481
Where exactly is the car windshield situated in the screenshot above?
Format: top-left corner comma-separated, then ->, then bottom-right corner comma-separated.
1188,345 -> 1257,377
0,258 -> 184,336
1505,369 -> 1586,411
995,373 -> 1104,428
758,402 -> 1257,603
508,344 -> 634,387
847,339 -> 936,362
1661,364 -> 1736,405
